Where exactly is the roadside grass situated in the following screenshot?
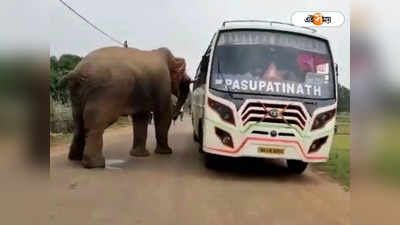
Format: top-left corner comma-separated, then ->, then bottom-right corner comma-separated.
336,112 -> 350,134
314,114 -> 350,190
317,134 -> 350,189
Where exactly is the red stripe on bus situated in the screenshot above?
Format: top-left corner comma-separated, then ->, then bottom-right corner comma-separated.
204,137 -> 327,160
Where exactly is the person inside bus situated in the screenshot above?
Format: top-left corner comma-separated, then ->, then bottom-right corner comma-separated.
261,61 -> 284,81
259,49 -> 321,84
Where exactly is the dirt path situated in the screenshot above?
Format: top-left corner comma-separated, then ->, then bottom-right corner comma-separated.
50,119 -> 349,225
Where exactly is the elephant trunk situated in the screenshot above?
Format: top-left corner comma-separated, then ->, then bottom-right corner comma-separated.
172,80 -> 190,120
172,93 -> 187,120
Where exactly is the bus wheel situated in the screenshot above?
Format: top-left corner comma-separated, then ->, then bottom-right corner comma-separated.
287,160 -> 308,174
198,120 -> 204,153
204,153 -> 219,168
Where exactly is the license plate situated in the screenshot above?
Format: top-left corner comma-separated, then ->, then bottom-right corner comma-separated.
257,147 -> 285,154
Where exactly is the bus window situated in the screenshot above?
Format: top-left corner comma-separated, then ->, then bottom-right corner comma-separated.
194,47 -> 211,89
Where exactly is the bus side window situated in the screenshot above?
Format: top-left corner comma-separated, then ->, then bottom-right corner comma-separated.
194,46 -> 211,90
199,48 -> 211,84
200,54 -> 209,74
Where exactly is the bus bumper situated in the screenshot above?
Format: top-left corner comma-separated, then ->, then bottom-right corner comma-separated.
202,122 -> 334,163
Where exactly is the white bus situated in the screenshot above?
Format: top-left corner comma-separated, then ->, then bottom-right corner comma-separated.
191,20 -> 338,174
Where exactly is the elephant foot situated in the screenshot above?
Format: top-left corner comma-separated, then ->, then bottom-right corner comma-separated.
154,146 -> 173,155
68,150 -> 83,161
68,142 -> 85,161
130,147 -> 150,157
82,155 -> 105,169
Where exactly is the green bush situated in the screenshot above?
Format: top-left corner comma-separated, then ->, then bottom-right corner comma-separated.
50,54 -> 81,133
50,54 -> 81,104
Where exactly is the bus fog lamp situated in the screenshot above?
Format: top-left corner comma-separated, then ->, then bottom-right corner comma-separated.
215,127 -> 234,148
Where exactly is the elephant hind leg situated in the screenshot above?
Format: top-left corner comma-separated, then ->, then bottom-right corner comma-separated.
68,104 -> 85,161
130,112 -> 150,157
82,129 -> 105,169
81,102 -> 118,168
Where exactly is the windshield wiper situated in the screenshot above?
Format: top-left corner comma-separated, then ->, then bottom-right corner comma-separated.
217,59 -> 243,100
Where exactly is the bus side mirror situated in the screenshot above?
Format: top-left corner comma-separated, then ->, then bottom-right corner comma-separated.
200,55 -> 209,73
335,63 -> 339,76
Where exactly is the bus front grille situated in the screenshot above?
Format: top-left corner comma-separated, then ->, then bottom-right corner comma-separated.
240,102 -> 308,130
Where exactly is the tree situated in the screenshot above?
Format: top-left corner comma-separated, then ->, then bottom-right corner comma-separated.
58,54 -> 82,74
50,54 -> 82,104
338,84 -> 350,112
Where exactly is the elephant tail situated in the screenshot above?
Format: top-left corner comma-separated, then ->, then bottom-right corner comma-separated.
58,70 -> 82,89
58,72 -> 72,89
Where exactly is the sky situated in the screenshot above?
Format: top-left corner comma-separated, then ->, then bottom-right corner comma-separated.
49,0 -> 350,88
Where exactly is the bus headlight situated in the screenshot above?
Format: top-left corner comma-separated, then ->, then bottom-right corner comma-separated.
215,127 -> 234,148
208,98 -> 235,125
311,109 -> 336,131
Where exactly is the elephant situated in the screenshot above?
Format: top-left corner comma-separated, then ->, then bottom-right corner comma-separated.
59,47 -> 191,168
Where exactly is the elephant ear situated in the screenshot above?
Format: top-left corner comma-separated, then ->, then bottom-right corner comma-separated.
169,57 -> 187,96
170,57 -> 186,81
158,47 -> 188,95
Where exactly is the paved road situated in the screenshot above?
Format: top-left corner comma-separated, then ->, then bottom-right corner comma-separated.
50,118 -> 349,225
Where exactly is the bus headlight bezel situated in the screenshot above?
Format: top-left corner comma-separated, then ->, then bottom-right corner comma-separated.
208,98 -> 235,125
311,109 -> 336,131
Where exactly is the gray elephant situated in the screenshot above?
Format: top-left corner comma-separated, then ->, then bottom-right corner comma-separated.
60,47 -> 191,168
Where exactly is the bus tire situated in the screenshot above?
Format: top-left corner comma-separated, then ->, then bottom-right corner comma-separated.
287,160 -> 308,174
204,153 -> 219,168
198,120 -> 204,153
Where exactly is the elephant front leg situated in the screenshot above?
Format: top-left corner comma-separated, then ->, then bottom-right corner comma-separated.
154,110 -> 172,154
130,112 -> 150,157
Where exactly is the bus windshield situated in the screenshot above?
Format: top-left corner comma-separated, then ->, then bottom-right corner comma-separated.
210,30 -> 335,99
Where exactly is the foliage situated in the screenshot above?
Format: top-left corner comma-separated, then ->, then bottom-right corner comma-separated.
338,84 -> 350,112
50,54 -> 82,103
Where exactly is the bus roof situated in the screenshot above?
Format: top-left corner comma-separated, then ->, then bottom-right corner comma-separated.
219,20 -> 328,40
